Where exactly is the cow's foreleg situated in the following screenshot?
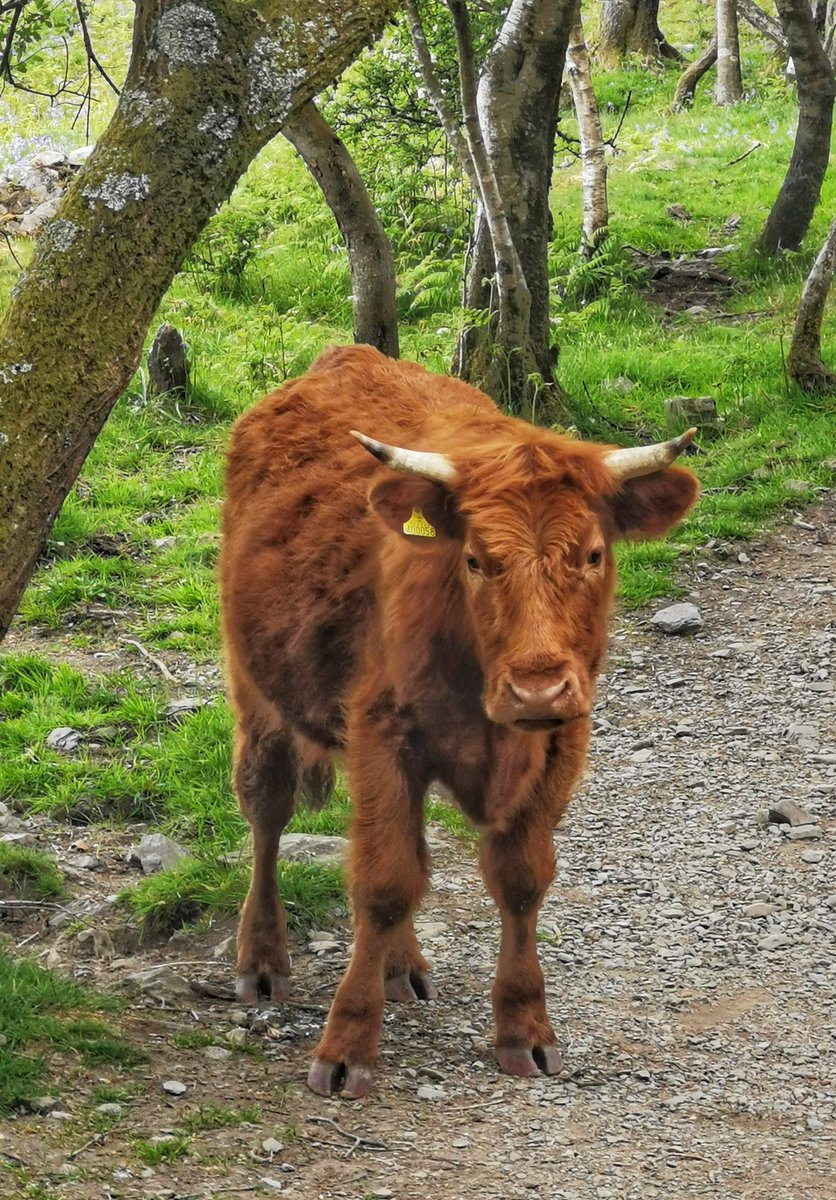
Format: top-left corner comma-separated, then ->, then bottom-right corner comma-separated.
384,923 -> 438,1002
308,752 -> 429,1098
233,721 -> 297,1005
480,808 -> 563,1078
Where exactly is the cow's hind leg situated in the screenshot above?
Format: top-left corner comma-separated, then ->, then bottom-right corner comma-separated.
384,923 -> 438,1002
480,806 -> 563,1078
233,719 -> 298,1005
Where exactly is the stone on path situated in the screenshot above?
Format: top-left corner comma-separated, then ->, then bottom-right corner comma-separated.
127,832 -> 190,874
650,603 -> 703,635
768,799 -> 815,828
278,833 -> 348,867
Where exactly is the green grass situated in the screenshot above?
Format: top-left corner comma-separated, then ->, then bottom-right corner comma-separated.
0,844 -> 63,900
134,1135 -> 190,1165
0,952 -> 144,1113
179,1103 -> 261,1134
1,4 -> 835,947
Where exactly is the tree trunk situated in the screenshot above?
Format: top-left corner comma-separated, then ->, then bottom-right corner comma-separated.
825,0 -> 836,67
715,0 -> 743,103
283,102 -> 399,358
597,0 -> 681,65
674,32 -> 718,105
458,0 -> 575,424
738,0 -> 788,52
755,0 -> 836,255
787,218 -> 836,391
567,13 -> 609,254
0,0 -> 396,641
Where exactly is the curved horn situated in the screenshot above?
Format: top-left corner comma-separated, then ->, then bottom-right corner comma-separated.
604,427 -> 697,483
350,430 -> 458,484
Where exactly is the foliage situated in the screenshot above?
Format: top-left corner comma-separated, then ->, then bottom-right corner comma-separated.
0,842 -> 64,899
0,951 -> 143,1113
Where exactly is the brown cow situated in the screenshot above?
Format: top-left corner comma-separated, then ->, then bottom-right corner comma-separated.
220,344 -> 698,1098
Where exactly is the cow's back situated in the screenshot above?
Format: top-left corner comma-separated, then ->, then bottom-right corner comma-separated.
220,345 -> 495,748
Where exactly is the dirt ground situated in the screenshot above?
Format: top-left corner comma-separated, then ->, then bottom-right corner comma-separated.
1,496 -> 834,1200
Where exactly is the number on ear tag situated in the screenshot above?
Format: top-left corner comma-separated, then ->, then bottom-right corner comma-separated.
403,507 -> 436,537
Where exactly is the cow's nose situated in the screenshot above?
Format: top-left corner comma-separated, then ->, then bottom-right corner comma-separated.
507,678 -> 569,707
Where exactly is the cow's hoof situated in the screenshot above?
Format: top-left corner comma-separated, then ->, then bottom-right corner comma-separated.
496,1044 -> 564,1078
385,970 -> 439,1003
307,1059 -> 374,1100
235,969 -> 290,1005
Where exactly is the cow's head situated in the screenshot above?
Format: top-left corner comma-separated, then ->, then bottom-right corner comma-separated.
353,426 -> 698,732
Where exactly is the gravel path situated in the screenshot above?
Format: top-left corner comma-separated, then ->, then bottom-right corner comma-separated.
2,497 -> 834,1200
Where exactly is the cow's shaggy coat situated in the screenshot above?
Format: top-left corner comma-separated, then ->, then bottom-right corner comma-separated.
220,345 -> 698,1097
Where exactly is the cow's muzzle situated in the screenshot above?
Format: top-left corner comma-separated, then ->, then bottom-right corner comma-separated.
491,669 -> 586,729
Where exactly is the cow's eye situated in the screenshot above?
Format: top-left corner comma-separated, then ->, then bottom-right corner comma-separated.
587,549 -> 603,568
466,555 -> 482,574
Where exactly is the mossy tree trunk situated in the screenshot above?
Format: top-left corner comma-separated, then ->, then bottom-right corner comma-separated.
284,102 -> 399,358
787,218 -> 836,392
596,0 -> 681,66
755,0 -> 835,255
0,0 -> 396,641
715,0 -> 743,104
674,32 -> 718,106
456,0 -> 575,425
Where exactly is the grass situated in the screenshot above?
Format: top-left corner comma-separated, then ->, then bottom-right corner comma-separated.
0,951 -> 144,1113
0,3 -> 834,975
0,843 -> 63,900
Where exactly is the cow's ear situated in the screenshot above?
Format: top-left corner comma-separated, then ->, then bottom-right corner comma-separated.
608,466 -> 699,540
369,476 -> 462,543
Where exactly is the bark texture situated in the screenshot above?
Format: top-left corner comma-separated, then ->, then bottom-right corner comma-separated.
755,0 -> 836,255
715,0 -> 743,103
825,0 -> 836,66
674,32 -> 718,105
567,14 -> 609,253
284,102 -> 399,358
738,0 -> 787,51
458,0 -> 575,423
596,0 -> 680,65
787,218 -> 836,392
0,0 -> 396,640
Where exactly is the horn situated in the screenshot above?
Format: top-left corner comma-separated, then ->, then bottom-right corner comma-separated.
350,430 -> 458,484
603,427 -> 697,483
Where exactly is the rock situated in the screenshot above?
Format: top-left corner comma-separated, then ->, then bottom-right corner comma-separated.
607,375 -> 635,394
787,825 -> 822,841
20,198 -> 60,233
262,1138 -> 284,1155
30,149 -> 66,169
74,928 -> 115,960
30,1096 -> 60,1114
758,933 -> 791,951
663,395 -> 719,435
147,323 -> 189,396
666,203 -> 692,221
48,1110 -> 73,1121
165,697 -> 204,720
801,849 -> 825,864
126,964 -> 193,1001
650,603 -> 703,635
768,799 -> 814,827
417,1084 -> 446,1101
0,802 -> 26,832
227,1028 -> 248,1048
213,935 -> 236,960
127,832 -> 190,874
46,727 -> 81,753
684,304 -> 710,317
67,145 -> 94,166
162,1080 -> 187,1096
278,833 -> 348,867
96,1103 -> 123,1117
67,853 -> 99,871
204,1045 -> 232,1061
743,902 -> 775,918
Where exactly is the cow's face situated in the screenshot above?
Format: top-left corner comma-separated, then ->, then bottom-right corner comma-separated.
359,432 -> 699,732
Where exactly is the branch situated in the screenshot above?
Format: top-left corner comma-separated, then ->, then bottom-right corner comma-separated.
74,0 -> 120,94
738,0 -> 788,50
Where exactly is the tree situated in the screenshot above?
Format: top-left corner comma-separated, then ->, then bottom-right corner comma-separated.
787,219 -> 836,392
0,0 -> 397,642
406,0 -> 575,423
567,9 -> 609,254
755,0 -> 836,254
715,0 -> 743,104
283,103 -> 399,358
674,31 -> 718,106
824,0 -> 836,67
596,0 -> 681,66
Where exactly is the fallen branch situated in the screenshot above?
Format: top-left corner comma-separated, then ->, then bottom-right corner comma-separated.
120,636 -> 177,682
727,140 -> 762,165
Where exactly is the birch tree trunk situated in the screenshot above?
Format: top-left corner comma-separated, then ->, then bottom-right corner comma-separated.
597,0 -> 681,65
755,0 -> 835,254
567,13 -> 609,254
738,0 -> 787,52
787,219 -> 836,391
0,0 -> 396,641
825,0 -> 836,67
458,0 -> 575,423
284,103 -> 399,358
715,0 -> 743,103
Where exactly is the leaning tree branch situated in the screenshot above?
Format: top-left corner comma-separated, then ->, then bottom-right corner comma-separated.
674,31 -> 717,105
74,0 -> 120,94
786,218 -> 836,392
738,0 -> 787,50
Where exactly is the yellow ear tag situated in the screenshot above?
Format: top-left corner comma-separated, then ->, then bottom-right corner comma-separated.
402,507 -> 436,538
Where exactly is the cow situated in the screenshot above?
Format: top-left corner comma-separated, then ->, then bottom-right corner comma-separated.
220,343 -> 698,1099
